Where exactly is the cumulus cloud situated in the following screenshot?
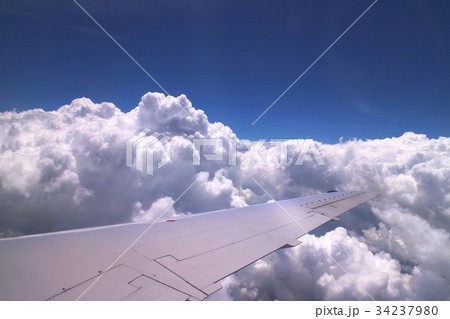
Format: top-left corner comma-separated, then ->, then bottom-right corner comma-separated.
0,92 -> 449,300
0,93 -> 238,235
212,228 -> 413,301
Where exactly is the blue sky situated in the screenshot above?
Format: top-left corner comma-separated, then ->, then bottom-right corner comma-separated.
1,0 -> 449,143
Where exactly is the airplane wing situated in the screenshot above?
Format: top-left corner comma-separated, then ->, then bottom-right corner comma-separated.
0,190 -> 379,301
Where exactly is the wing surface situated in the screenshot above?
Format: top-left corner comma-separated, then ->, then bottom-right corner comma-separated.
0,191 -> 379,300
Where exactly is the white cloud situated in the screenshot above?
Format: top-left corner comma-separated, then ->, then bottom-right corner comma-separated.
217,228 -> 414,301
1,92 -> 449,300
132,196 -> 177,222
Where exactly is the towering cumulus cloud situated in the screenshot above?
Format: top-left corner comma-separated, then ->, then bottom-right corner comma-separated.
0,93 -> 449,300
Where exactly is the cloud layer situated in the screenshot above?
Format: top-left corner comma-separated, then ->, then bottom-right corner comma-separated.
1,92 -> 449,300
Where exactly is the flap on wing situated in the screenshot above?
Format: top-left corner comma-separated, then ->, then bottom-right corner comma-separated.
124,275 -> 189,301
154,233 -> 284,291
